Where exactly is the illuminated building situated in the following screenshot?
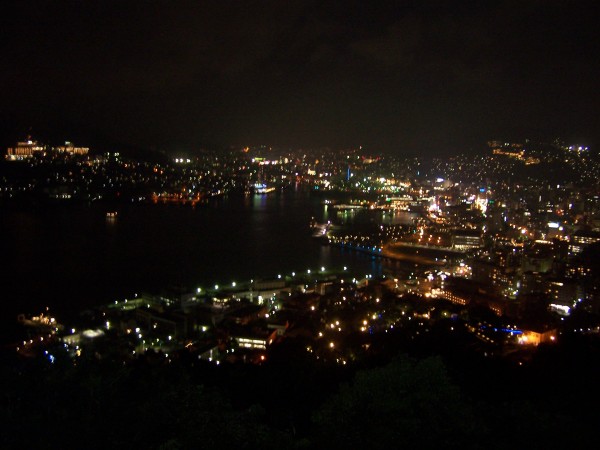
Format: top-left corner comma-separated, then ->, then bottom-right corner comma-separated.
6,139 -> 89,160
54,141 -> 89,155
517,326 -> 557,346
545,279 -> 582,314
451,230 -> 481,251
568,230 -> 600,256
6,139 -> 45,160
231,326 -> 278,349
436,289 -> 468,306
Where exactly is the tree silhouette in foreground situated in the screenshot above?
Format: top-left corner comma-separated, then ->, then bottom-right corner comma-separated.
311,355 -> 486,450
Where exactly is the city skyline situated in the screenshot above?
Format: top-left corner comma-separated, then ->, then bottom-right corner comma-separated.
3,126 -> 600,448
2,3 -> 600,443
1,0 -> 598,155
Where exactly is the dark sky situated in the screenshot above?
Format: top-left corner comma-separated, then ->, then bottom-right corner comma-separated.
1,0 -> 598,155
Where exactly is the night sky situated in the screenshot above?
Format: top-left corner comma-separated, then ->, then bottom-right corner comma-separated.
1,0 -> 598,155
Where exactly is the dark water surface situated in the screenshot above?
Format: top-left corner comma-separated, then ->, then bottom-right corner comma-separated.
1,191 -> 410,339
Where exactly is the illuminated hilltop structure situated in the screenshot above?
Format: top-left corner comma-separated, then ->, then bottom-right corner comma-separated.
6,138 -> 89,160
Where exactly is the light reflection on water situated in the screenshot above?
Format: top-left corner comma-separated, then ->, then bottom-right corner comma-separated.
0,192 -> 419,322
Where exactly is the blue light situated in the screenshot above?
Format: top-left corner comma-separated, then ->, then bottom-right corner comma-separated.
501,328 -> 522,334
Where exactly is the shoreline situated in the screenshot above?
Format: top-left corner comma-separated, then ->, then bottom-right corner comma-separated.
330,241 -> 466,266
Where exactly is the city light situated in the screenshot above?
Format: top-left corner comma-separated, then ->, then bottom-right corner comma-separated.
3,131 -> 594,436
